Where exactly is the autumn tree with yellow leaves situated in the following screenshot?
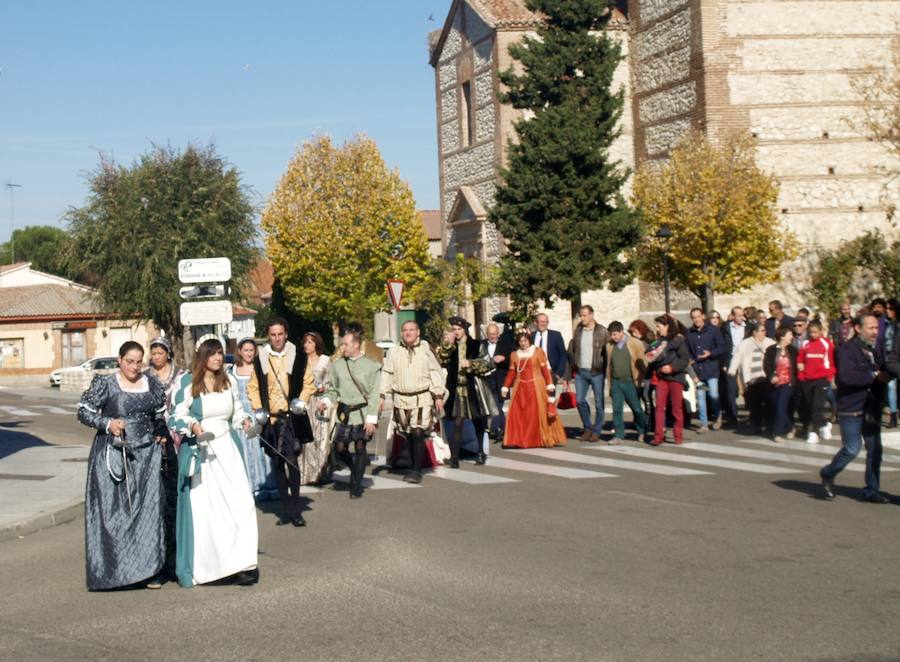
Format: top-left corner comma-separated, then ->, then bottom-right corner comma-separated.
262,135 -> 431,325
632,131 -> 798,311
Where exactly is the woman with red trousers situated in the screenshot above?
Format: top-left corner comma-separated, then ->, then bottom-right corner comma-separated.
647,315 -> 691,445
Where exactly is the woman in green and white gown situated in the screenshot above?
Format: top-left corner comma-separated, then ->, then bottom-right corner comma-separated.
169,337 -> 258,587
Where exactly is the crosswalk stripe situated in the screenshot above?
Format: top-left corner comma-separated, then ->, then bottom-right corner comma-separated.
679,441 -> 893,473
0,405 -> 39,417
332,469 -> 419,490
590,446 -> 805,474
427,466 -> 520,484
517,448 -> 713,476
737,437 -> 900,465
485,455 -> 617,479
29,405 -> 73,415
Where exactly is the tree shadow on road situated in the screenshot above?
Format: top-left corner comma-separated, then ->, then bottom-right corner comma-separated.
772,479 -> 900,505
0,428 -> 52,460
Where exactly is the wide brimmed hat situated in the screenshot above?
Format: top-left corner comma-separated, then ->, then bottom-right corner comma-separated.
448,316 -> 471,330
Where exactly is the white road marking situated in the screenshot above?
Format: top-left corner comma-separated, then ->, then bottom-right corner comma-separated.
332,469 -> 419,490
485,455 -> 617,479
737,437 -> 900,465
0,405 -> 39,417
518,448 -> 713,476
29,405 -> 72,415
679,442 -> 894,473
428,466 -> 520,484
590,445 -> 805,474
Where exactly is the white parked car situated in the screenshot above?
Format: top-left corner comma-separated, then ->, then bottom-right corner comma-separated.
50,356 -> 118,387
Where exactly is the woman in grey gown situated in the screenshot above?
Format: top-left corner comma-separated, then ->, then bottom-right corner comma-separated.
78,341 -> 167,590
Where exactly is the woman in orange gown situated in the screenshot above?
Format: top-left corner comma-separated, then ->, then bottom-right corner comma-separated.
501,330 -> 567,449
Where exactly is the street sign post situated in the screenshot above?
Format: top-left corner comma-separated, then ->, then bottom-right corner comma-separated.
387,280 -> 405,311
180,300 -> 233,326
178,258 -> 232,284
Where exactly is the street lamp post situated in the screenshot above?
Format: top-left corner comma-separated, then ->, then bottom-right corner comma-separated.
5,182 -> 22,263
656,225 -> 673,315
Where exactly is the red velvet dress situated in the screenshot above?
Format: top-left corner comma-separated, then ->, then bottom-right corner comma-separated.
502,347 -> 567,449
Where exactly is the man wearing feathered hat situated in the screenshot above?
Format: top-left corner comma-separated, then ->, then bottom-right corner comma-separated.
437,316 -> 497,467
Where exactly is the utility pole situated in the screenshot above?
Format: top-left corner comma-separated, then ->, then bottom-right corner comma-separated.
5,182 -> 22,264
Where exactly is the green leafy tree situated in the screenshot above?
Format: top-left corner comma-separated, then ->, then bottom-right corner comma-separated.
413,255 -> 502,345
0,225 -> 72,277
64,144 -> 257,364
262,134 -> 431,327
633,131 -> 798,312
810,230 -> 900,316
490,0 -> 641,318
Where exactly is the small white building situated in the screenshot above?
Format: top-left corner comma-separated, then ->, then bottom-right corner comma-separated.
0,263 -> 158,375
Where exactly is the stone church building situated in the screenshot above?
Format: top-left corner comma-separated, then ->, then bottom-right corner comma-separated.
429,0 -> 900,337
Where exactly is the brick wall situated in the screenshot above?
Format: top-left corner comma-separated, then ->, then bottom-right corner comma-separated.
629,0 -> 900,314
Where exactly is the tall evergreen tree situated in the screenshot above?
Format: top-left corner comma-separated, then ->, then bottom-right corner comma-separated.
491,0 -> 640,317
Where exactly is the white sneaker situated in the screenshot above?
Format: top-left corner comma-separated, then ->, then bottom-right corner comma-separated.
819,422 -> 832,441
807,431 -> 820,445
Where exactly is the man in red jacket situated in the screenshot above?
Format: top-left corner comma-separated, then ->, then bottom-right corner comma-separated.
797,320 -> 835,444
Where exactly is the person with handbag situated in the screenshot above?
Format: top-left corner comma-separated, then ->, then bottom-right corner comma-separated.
379,320 -> 446,484
501,329 -> 566,449
647,315 -> 692,445
248,318 -> 315,527
318,329 -> 382,498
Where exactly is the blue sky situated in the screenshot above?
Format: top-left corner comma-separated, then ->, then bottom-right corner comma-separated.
0,0 -> 452,238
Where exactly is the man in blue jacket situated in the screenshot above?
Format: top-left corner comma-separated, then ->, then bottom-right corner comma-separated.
686,308 -> 725,432
821,315 -> 890,503
532,313 -> 568,383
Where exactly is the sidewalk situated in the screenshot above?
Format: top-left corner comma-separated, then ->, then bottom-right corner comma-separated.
0,434 -> 89,541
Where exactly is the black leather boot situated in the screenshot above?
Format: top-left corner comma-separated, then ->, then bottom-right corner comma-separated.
351,452 -> 366,498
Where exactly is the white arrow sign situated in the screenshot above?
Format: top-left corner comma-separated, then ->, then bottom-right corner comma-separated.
178,257 -> 232,284
180,300 -> 233,326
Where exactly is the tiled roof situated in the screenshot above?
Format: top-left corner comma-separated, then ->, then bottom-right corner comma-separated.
431,0 -> 628,64
418,210 -> 443,241
0,284 -> 101,319
232,304 -> 258,317
468,0 -> 541,28
248,259 -> 274,304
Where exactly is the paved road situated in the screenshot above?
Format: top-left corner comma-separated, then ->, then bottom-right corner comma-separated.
1,388 -> 899,661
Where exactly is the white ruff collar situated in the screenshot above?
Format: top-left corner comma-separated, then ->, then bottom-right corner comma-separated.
267,344 -> 287,357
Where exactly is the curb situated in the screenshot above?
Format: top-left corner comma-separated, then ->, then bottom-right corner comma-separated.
0,499 -> 84,543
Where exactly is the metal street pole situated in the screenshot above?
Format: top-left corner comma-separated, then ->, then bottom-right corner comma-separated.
5,183 -> 22,263
656,224 -> 673,316
662,251 -> 671,315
